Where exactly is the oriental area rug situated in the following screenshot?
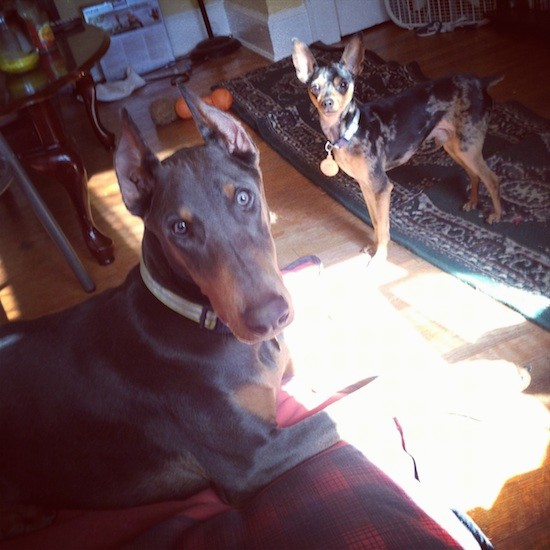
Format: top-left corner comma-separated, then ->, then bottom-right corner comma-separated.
216,44 -> 550,330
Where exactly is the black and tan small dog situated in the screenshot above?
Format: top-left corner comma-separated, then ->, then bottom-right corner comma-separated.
292,34 -> 503,262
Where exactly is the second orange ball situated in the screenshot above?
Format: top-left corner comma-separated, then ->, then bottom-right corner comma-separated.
174,88 -> 233,120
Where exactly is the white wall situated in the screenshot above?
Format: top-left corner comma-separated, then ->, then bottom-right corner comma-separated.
225,0 -> 388,61
333,0 -> 388,37
163,1 -> 231,58
225,1 -> 313,60
55,0 -> 388,62
305,0 -> 388,45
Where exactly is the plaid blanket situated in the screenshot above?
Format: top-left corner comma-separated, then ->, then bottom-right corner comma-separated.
4,400 -> 488,549
4,446 -> 480,549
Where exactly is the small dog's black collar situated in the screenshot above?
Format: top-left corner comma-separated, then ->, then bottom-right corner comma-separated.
332,108 -> 360,148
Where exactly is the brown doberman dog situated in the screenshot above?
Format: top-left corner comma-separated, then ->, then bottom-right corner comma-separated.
0,87 -> 341,539
292,34 -> 502,263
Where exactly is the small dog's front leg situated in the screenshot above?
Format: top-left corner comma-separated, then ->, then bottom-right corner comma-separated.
357,178 -> 393,264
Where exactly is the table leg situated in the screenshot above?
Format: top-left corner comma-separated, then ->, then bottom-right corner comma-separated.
24,101 -> 114,265
75,71 -> 116,151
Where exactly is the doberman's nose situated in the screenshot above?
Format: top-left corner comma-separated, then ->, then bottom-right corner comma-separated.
244,295 -> 290,337
321,97 -> 334,110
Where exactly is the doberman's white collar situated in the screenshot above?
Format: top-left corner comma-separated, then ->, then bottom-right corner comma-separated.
140,259 -> 224,332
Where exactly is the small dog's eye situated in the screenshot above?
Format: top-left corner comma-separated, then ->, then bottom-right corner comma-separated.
338,80 -> 348,93
236,189 -> 253,208
310,83 -> 320,96
172,220 -> 188,235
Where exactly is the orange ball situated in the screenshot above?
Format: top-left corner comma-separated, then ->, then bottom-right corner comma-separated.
202,95 -> 214,105
211,87 -> 233,111
174,97 -> 192,119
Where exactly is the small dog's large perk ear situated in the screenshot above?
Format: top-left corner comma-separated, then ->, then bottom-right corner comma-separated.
115,109 -> 161,218
341,33 -> 364,76
292,38 -> 316,83
178,85 -> 257,163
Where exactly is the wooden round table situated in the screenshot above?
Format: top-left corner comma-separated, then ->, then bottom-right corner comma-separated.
0,23 -> 115,265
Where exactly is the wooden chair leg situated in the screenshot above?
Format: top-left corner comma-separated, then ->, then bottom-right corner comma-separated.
23,100 -> 115,265
0,133 -> 95,293
25,144 -> 115,266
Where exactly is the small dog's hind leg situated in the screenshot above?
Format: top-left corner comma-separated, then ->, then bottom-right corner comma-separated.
470,155 -> 501,224
443,140 -> 481,211
444,140 -> 501,223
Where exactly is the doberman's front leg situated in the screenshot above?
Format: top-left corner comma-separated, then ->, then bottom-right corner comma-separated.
219,373 -> 381,505
218,411 -> 341,504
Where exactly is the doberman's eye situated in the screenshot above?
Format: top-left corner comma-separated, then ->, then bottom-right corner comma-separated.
172,220 -> 188,235
236,189 -> 253,208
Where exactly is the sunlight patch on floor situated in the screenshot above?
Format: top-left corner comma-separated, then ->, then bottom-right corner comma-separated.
388,271 -> 527,343
0,281 -> 19,321
283,253 -> 422,396
88,172 -> 143,252
387,358 -> 550,510
283,252 -> 549,513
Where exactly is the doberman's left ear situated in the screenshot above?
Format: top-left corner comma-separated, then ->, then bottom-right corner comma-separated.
115,109 -> 161,218
341,33 -> 364,76
178,85 -> 258,163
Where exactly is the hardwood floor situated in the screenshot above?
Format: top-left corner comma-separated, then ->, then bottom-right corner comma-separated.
0,21 -> 548,548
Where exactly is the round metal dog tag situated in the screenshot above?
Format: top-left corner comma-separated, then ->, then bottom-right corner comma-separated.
320,156 -> 339,177
321,141 -> 339,177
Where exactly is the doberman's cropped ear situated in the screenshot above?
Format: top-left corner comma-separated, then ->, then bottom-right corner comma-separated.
292,38 -> 316,83
115,109 -> 161,218
178,85 -> 258,164
341,33 -> 364,76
